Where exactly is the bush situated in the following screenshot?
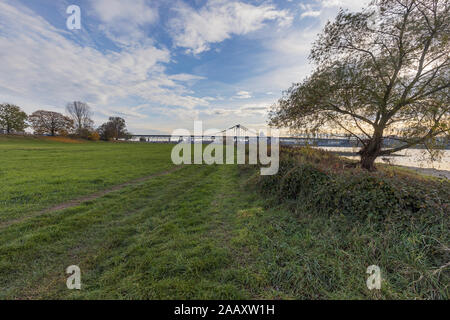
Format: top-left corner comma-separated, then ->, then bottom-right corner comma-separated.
88,131 -> 100,141
312,173 -> 402,219
256,147 -> 450,221
58,129 -> 69,137
279,164 -> 329,201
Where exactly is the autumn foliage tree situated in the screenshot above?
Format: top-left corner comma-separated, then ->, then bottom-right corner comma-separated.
0,103 -> 28,134
270,0 -> 449,170
29,110 -> 74,136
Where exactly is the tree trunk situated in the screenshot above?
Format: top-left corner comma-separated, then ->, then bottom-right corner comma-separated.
360,153 -> 378,171
359,131 -> 383,171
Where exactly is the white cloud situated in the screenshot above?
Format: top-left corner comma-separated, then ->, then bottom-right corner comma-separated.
320,0 -> 367,11
91,0 -> 158,46
234,91 -> 252,99
98,105 -> 149,120
168,73 -> 206,81
301,10 -> 321,18
0,1 -> 208,129
202,103 -> 269,117
92,0 -> 157,24
298,0 -> 369,22
169,0 -> 293,54
299,3 -> 321,18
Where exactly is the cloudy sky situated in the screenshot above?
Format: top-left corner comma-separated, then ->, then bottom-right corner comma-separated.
0,0 -> 368,134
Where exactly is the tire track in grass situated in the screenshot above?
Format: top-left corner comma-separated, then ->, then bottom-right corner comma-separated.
4,165 -> 215,299
0,166 -> 184,230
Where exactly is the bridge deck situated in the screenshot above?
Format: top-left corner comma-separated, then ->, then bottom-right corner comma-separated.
130,135 -> 358,147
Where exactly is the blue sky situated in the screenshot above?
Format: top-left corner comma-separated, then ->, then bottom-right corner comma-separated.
0,0 -> 367,134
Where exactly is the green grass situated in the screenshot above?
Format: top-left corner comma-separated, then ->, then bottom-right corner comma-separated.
0,135 -> 175,223
0,136 -> 448,299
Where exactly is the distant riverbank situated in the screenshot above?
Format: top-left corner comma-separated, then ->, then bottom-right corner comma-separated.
318,147 -> 450,171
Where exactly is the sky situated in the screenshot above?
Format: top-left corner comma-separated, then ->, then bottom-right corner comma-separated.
0,0 -> 369,134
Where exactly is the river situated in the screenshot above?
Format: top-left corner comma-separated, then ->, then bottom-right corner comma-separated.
317,147 -> 450,171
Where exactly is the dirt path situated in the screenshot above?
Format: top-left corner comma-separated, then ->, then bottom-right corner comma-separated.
0,166 -> 184,230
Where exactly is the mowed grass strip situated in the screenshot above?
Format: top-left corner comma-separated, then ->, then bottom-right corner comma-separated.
0,136 -> 175,223
0,164 -> 257,299
0,166 -> 184,230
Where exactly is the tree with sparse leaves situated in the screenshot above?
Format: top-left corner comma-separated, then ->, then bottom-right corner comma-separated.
270,0 -> 449,171
29,110 -> 74,136
66,101 -> 94,137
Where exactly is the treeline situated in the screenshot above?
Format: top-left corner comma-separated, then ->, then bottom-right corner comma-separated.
0,102 -> 131,141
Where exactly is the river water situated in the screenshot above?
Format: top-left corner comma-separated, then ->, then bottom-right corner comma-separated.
317,147 -> 450,171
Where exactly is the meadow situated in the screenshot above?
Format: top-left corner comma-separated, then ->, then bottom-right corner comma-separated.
0,136 -> 448,299
0,136 -> 175,224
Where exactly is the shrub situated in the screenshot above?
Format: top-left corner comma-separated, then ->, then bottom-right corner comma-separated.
279,164 -> 329,201
58,129 -> 69,137
256,147 -> 449,221
313,173 -> 402,219
88,131 -> 100,141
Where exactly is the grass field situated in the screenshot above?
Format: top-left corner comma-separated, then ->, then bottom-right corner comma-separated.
0,136 -> 448,299
0,136 -> 175,224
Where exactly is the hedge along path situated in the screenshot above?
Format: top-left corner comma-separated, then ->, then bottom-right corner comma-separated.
0,166 -> 185,230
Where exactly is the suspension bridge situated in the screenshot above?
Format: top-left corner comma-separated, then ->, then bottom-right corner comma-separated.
131,124 -> 357,147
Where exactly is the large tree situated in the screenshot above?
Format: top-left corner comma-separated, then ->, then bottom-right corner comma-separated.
97,117 -> 130,141
0,104 -> 28,134
66,101 -> 94,136
270,0 -> 449,170
29,110 -> 74,136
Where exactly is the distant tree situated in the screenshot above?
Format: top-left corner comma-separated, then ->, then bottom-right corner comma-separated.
0,104 -> 28,134
66,101 -> 94,137
97,117 -> 129,141
97,122 -> 113,141
270,0 -> 449,171
29,110 -> 74,136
